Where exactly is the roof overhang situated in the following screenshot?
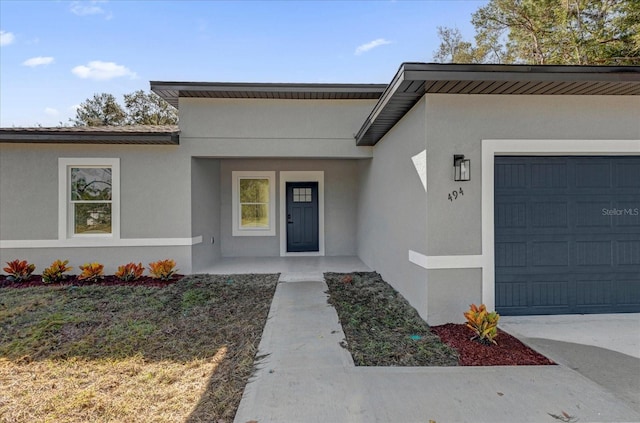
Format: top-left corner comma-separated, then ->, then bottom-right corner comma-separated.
356,63 -> 640,146
150,81 -> 387,108
0,125 -> 180,145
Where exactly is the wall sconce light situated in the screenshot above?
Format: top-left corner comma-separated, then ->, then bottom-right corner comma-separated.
454,154 -> 470,181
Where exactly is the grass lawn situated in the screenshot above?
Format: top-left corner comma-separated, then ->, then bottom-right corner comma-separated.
0,273 -> 278,423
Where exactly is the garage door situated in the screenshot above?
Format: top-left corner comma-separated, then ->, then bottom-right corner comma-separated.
495,156 -> 640,315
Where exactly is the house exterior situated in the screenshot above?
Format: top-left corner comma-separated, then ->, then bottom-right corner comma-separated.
1,63 -> 639,324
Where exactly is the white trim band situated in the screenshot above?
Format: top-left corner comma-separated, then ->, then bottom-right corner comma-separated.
0,236 -> 203,249
409,250 -> 483,269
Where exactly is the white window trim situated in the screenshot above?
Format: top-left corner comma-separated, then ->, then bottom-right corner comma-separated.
232,171 -> 276,236
58,158 -> 120,241
279,171 -> 325,257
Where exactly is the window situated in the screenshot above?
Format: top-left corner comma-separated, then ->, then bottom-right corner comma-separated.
59,158 -> 120,239
232,171 -> 276,236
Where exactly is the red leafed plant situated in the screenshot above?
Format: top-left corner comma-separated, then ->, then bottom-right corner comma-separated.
464,303 -> 500,345
148,259 -> 177,281
115,262 -> 144,282
78,262 -> 104,283
3,260 -> 36,283
42,260 -> 73,284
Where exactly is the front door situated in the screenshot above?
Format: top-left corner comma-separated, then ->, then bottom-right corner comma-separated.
286,182 -> 319,252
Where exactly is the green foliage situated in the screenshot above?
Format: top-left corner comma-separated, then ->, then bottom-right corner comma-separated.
123,90 -> 179,125
3,259 -> 36,282
148,259 -> 177,281
71,93 -> 126,126
434,0 -> 640,65
72,90 -> 177,127
115,262 -> 144,282
464,304 -> 500,345
42,260 -> 73,284
78,262 -> 105,283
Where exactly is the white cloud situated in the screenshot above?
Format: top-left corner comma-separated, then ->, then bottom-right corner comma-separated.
355,38 -> 392,55
45,107 -> 59,116
0,30 -> 15,46
71,60 -> 137,80
70,1 -> 109,17
22,56 -> 55,67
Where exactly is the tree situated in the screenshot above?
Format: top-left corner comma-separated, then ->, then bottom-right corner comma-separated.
123,90 -> 178,125
72,91 -> 178,126
433,27 -> 486,64
433,0 -> 640,65
72,93 -> 126,127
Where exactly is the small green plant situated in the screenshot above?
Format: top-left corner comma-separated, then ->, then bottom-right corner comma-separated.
78,262 -> 104,283
464,303 -> 500,345
115,262 -> 144,281
148,259 -> 177,281
3,259 -> 36,283
42,260 -> 73,284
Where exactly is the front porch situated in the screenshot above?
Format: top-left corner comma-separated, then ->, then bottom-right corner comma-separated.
197,255 -> 370,282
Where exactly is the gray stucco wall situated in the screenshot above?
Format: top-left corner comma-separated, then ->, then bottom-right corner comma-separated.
179,98 -> 376,158
424,94 -> 640,324
356,98 -> 430,320
219,159 -> 359,257
191,158 -> 221,272
0,143 -> 193,273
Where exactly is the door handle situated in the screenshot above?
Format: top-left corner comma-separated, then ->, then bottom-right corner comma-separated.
287,214 -> 293,224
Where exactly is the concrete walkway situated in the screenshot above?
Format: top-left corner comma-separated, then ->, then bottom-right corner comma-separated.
234,278 -> 640,423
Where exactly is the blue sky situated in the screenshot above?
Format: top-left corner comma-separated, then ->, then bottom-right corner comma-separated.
0,0 -> 485,127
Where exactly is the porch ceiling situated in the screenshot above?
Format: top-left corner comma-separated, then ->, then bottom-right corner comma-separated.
355,63 -> 640,146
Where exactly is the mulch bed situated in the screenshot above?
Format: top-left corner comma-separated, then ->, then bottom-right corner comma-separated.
431,323 -> 555,366
0,274 -> 183,288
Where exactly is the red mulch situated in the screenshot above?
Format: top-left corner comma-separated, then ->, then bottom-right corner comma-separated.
431,323 -> 555,366
0,274 -> 183,289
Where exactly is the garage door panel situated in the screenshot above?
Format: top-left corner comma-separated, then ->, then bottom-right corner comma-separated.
495,242 -> 527,267
616,162 -> 640,187
616,277 -> 640,306
576,201 -> 613,227
531,202 -> 568,228
575,161 -> 611,188
531,162 -> 567,188
617,241 -> 640,265
531,241 -> 569,267
495,156 -> 640,315
576,241 -> 612,266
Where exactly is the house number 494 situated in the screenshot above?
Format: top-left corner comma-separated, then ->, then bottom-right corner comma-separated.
448,187 -> 464,202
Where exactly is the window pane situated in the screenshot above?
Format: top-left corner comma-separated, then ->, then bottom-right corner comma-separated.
71,168 -> 112,201
241,204 -> 269,228
240,179 -> 269,203
74,203 -> 112,234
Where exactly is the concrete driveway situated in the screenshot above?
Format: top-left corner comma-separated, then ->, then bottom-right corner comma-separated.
500,314 -> 640,413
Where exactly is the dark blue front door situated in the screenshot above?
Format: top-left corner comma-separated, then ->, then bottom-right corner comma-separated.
495,156 -> 640,315
286,182 -> 319,252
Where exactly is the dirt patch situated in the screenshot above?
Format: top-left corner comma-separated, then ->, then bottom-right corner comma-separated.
325,272 -> 458,366
0,274 -> 183,288
325,272 -> 554,367
431,323 -> 555,366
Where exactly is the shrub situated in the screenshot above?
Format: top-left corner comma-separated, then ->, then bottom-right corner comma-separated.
78,262 -> 104,283
3,259 -> 36,283
148,259 -> 177,281
464,303 -> 500,345
42,260 -> 73,284
115,262 -> 144,281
